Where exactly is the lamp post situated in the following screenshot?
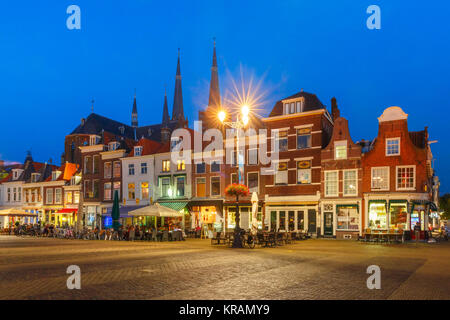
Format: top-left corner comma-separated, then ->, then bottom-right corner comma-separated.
219,106 -> 250,248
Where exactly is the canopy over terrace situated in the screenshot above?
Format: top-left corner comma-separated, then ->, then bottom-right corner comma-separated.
129,203 -> 184,230
129,203 -> 182,217
0,208 -> 38,227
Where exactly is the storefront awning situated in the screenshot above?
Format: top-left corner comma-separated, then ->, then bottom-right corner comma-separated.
56,208 -> 78,214
158,201 -> 189,212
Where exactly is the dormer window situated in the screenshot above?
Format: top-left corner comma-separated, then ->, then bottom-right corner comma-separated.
171,137 -> 182,151
134,146 -> 143,156
89,135 -> 100,146
70,176 -> 76,185
52,171 -> 61,181
12,169 -> 23,180
31,173 -> 40,183
119,126 -> 125,135
148,128 -> 153,136
109,142 -> 119,151
283,99 -> 304,115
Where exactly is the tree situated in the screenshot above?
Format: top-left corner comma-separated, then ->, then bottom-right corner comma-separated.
439,193 -> 450,220
225,183 -> 250,248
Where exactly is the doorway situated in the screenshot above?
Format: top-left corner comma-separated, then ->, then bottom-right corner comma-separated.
324,212 -> 333,236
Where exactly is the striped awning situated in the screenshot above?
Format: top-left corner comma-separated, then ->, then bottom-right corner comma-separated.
158,201 -> 189,212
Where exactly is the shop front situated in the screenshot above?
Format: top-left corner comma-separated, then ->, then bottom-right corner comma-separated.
188,200 -> 223,237
54,208 -> 78,226
224,201 -> 263,232
320,201 -> 362,239
364,194 -> 431,240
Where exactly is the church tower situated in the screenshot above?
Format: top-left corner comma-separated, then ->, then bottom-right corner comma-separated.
199,39 -> 226,131
172,49 -> 187,128
131,91 -> 138,139
161,89 -> 171,143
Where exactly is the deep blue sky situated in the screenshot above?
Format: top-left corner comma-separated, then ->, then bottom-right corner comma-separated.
1,1 -> 449,192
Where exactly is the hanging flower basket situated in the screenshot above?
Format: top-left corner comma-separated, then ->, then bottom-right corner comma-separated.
225,183 -> 250,198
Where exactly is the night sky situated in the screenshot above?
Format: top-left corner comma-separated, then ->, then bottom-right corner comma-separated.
1,1 -> 449,192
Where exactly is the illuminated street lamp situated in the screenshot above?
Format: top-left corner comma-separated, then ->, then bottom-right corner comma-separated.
218,105 -> 250,184
219,105 -> 252,248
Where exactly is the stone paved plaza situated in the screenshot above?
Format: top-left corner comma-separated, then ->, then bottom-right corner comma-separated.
0,236 -> 449,300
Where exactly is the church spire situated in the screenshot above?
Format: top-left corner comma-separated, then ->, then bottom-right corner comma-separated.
162,87 -> 170,128
131,90 -> 138,128
208,38 -> 221,109
172,48 -> 185,125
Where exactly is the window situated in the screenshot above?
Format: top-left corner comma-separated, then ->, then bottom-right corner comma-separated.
396,166 -> 415,190
161,177 -> 171,197
231,151 -> 238,167
162,160 -> 170,172
141,182 -> 149,199
109,142 -> 119,151
104,162 -> 112,178
46,188 -> 53,204
141,162 -> 148,174
211,177 -> 221,196
104,183 -> 112,200
66,191 -> 73,204
84,180 -> 91,198
343,170 -> 357,196
386,138 -> 400,156
13,188 -> 16,201
335,141 -> 347,160
297,211 -> 304,230
297,128 -> 311,149
113,161 -> 121,178
113,182 -> 121,200
74,191 -> 80,204
176,177 -> 185,197
247,148 -> 258,165
7,188 -> 11,202
196,178 -> 206,197
128,164 -> 135,176
70,176 -> 76,185
324,171 -> 338,197
128,183 -> 135,200
279,211 -> 286,230
93,180 -> 99,198
196,162 -> 206,173
337,207 -> 359,230
52,171 -> 60,181
84,156 -> 91,174
389,202 -> 407,230
368,202 -> 387,229
371,167 -> 389,190
177,160 -> 185,171
134,146 -> 142,156
210,161 -> 220,172
275,162 -> 288,185
55,188 -> 62,204
93,155 -> 100,174
276,131 -> 288,152
31,173 -> 40,183
297,161 -> 311,184
296,100 -> 303,113
248,172 -> 259,193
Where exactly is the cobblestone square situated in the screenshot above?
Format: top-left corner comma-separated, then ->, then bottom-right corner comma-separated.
0,236 -> 449,300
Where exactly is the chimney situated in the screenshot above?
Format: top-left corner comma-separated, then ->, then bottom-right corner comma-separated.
61,153 -> 65,165
81,118 -> 85,126
331,97 -> 340,120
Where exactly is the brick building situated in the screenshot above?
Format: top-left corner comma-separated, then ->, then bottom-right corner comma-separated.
361,106 -> 434,239
261,91 -> 333,235
320,98 -> 362,239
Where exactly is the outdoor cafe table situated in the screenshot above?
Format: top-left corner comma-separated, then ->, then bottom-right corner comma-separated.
367,231 -> 403,242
